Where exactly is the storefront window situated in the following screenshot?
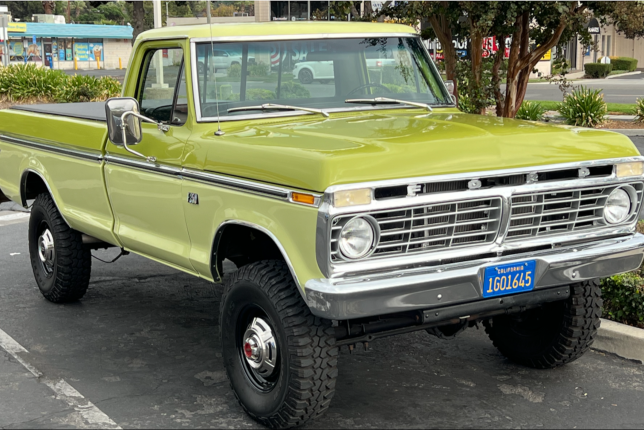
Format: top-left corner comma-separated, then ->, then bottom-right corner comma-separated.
74,38 -> 90,61
88,38 -> 104,61
290,1 -> 308,21
9,39 -> 24,62
271,1 -> 288,20
310,1 -> 328,20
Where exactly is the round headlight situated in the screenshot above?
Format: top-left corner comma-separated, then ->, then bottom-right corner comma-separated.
604,188 -> 632,224
339,217 -> 378,260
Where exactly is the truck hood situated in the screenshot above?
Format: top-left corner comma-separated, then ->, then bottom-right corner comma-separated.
198,110 -> 639,192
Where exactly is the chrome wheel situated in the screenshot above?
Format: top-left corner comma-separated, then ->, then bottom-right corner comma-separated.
242,317 -> 278,380
38,228 -> 55,276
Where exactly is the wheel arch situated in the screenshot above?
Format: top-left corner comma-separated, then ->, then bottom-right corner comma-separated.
211,220 -> 303,292
20,169 -> 69,226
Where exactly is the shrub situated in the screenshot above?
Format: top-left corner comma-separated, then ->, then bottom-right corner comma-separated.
457,93 -> 479,114
227,63 -> 241,78
248,62 -> 269,77
584,62 -> 613,78
601,273 -> 644,329
247,88 -> 275,101
557,85 -> 606,127
611,57 -> 638,72
278,81 -> 310,99
634,98 -> 644,123
0,64 -> 120,103
516,101 -> 546,121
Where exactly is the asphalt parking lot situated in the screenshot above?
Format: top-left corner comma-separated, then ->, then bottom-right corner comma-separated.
1,137 -> 644,429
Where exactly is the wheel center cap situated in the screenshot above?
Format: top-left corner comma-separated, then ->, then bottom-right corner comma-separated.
241,318 -> 277,377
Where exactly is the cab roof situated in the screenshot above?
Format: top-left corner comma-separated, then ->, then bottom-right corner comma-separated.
136,21 -> 417,42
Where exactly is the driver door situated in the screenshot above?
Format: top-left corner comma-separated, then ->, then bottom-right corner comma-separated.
105,43 -> 195,271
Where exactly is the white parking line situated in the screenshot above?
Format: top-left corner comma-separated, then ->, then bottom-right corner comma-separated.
0,327 -> 121,429
0,212 -> 30,222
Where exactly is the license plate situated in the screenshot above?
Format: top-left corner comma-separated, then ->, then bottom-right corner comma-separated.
482,260 -> 536,298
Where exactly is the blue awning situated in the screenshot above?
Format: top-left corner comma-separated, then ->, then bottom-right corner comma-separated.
8,22 -> 133,39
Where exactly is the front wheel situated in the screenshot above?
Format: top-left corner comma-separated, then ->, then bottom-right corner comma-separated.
298,68 -> 314,85
28,193 -> 91,303
484,279 -> 602,369
220,261 -> 337,428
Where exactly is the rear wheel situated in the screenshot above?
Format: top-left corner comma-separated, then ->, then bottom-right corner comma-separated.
298,69 -> 314,84
220,261 -> 337,428
484,280 -> 602,369
28,193 -> 91,303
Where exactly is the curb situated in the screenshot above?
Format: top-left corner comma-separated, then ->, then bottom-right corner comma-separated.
606,71 -> 642,79
593,318 -> 644,364
603,129 -> 644,137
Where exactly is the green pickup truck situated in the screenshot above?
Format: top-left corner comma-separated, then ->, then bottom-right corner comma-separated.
1,22 -> 644,428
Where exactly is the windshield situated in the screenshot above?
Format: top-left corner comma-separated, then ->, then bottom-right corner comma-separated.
195,37 -> 450,119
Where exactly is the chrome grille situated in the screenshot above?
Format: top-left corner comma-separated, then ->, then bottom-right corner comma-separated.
506,183 -> 644,241
330,197 -> 502,262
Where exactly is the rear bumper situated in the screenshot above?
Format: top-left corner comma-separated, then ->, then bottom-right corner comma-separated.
304,234 -> 644,320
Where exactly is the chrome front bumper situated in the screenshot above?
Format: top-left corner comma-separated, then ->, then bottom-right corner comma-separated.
304,234 -> 644,320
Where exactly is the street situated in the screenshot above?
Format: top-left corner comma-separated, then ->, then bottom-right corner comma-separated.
0,137 -> 643,429
1,219 -> 644,429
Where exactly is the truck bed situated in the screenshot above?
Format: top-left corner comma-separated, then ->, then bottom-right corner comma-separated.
11,102 -> 106,122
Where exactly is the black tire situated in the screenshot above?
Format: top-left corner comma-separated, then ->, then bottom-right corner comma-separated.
220,261 -> 338,428
484,280 -> 602,369
28,193 -> 91,303
298,68 -> 314,85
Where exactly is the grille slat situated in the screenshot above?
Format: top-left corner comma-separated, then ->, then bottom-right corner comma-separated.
505,183 -> 643,242
330,197 -> 502,262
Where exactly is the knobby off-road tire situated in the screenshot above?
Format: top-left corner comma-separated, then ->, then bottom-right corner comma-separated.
28,193 -> 91,303
484,279 -> 602,369
220,260 -> 338,428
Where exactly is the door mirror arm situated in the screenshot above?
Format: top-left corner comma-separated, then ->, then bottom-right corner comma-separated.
120,111 -> 162,163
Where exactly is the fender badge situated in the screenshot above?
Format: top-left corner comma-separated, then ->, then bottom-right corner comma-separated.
188,193 -> 199,205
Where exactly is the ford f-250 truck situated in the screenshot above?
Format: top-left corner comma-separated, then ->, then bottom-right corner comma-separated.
1,22 -> 644,428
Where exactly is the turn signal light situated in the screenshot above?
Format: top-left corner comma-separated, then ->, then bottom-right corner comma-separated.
616,162 -> 644,178
334,189 -> 372,208
292,192 -> 316,205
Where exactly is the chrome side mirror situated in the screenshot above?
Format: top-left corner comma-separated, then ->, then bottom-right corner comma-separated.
105,97 -> 143,146
105,97 -> 167,163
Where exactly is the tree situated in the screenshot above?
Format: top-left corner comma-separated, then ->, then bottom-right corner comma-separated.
0,1 -> 45,21
130,1 -> 146,44
381,1 -> 644,118
41,1 -> 54,15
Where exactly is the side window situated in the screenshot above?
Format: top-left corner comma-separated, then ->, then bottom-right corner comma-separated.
139,47 -> 184,124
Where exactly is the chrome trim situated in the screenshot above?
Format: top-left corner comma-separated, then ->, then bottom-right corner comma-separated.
316,157 -> 644,278
190,33 -> 454,123
211,220 -> 305,295
0,134 -> 102,162
190,33 -> 417,44
305,233 -> 644,320
104,155 -> 320,205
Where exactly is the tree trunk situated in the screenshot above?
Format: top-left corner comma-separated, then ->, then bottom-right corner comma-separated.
364,1 -> 373,18
428,14 -> 458,101
350,4 -> 360,19
66,0 -> 71,23
503,12 -> 527,118
131,1 -> 146,45
469,30 -> 484,114
42,1 -> 54,15
492,35 -> 505,117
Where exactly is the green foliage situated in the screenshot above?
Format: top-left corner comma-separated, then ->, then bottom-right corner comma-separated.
246,88 -> 275,101
515,101 -> 546,121
454,58 -> 500,114
557,86 -> 606,127
611,57 -> 638,72
382,83 -> 416,94
584,63 -> 613,79
278,81 -> 310,99
0,64 -> 120,103
227,64 -> 241,78
601,273 -> 644,329
457,93 -> 479,114
248,62 -> 269,77
634,98 -> 644,123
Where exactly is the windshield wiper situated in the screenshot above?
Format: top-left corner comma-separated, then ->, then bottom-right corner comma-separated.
228,103 -> 329,118
345,97 -> 433,112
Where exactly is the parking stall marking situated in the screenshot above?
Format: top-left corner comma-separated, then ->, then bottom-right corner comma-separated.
0,327 -> 121,429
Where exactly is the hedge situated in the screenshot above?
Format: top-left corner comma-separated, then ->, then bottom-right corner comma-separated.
601,273 -> 644,329
584,62 -> 613,78
611,56 -> 638,72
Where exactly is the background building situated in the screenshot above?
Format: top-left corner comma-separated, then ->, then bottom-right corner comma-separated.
6,21 -> 132,70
